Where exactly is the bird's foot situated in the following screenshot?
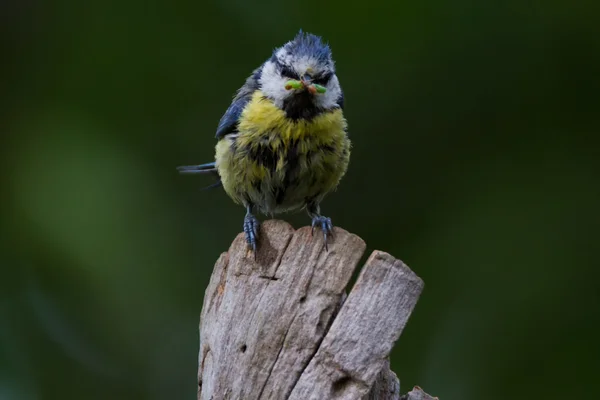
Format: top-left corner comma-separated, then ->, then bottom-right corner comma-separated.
243,213 -> 260,256
311,215 -> 333,250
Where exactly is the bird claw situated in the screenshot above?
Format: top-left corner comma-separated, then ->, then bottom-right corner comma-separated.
311,216 -> 333,250
243,213 -> 260,257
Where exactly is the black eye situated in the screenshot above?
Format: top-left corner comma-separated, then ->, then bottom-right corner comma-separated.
280,65 -> 297,79
312,72 -> 333,85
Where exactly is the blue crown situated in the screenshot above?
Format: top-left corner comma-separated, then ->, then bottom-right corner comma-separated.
282,30 -> 332,64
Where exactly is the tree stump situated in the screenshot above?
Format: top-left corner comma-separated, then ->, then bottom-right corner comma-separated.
197,220 -> 435,400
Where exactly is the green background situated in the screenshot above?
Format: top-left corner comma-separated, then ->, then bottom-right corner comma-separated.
2,1 -> 599,399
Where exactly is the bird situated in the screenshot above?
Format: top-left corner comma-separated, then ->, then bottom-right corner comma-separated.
178,31 -> 350,254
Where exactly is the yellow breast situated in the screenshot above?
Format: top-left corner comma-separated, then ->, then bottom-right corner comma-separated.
237,91 -> 347,146
216,90 -> 350,213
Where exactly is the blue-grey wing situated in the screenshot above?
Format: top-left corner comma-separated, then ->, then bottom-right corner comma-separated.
215,67 -> 262,139
215,98 -> 247,139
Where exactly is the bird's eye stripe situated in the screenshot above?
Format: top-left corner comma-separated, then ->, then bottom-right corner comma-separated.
312,72 -> 333,85
279,64 -> 298,79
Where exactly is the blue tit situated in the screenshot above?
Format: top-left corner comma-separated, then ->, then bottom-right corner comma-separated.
178,31 -> 350,254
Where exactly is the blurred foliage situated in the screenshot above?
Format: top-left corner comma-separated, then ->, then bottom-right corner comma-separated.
1,0 -> 599,399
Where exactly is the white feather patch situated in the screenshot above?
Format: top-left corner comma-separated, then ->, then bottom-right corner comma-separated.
315,74 -> 342,109
259,60 -> 292,108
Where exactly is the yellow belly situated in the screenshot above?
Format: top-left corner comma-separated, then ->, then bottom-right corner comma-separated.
215,91 -> 350,214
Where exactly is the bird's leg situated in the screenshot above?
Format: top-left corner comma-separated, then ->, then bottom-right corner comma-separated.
243,204 -> 260,255
307,202 -> 333,250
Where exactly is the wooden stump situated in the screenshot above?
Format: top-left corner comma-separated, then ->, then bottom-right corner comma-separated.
197,220 -> 435,400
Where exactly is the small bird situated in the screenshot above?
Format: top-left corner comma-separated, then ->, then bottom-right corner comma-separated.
178,31 -> 350,253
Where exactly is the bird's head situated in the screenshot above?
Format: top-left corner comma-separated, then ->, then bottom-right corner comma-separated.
259,31 -> 342,116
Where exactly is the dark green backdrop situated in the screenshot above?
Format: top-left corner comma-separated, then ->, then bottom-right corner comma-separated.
2,1 -> 599,399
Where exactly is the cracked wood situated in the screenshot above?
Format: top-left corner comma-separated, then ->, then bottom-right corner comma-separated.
198,220 -> 426,400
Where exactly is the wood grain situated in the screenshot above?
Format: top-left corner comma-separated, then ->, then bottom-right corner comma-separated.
197,220 -> 431,400
288,251 -> 424,400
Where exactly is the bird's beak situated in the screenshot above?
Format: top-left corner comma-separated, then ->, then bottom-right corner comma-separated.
301,74 -> 318,95
300,74 -> 312,86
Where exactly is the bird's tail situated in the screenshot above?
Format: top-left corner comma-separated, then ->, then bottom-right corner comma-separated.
177,162 -> 217,174
177,162 -> 222,190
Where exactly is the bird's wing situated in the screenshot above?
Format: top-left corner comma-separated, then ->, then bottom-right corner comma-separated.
215,67 -> 262,139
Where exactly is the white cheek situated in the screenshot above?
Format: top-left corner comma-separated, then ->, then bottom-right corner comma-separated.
259,61 -> 292,108
315,75 -> 342,109
276,47 -> 292,65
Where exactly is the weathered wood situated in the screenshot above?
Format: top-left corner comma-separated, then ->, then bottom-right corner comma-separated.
198,220 -> 431,400
288,251 -> 424,399
400,386 -> 439,400
199,220 -> 366,399
362,360 -> 400,400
